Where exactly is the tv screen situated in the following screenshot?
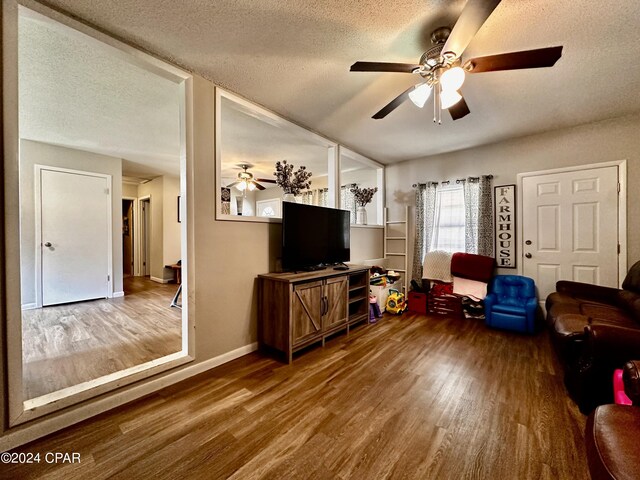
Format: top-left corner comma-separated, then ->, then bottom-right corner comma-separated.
282,202 -> 350,271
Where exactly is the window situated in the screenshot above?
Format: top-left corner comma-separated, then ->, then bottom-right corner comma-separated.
429,185 -> 465,253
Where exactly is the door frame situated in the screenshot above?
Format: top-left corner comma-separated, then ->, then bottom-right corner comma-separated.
516,159 -> 627,287
122,196 -> 138,277
138,195 -> 151,277
34,165 -> 114,308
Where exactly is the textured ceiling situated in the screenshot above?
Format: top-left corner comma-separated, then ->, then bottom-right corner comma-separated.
19,13 -> 182,178
34,0 -> 640,163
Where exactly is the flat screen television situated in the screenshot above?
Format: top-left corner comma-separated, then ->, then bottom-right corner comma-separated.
282,202 -> 350,271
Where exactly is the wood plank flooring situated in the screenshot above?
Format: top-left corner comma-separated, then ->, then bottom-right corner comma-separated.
22,277 -> 182,399
5,313 -> 589,479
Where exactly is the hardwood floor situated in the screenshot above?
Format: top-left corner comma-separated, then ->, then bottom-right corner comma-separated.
6,313 -> 589,479
22,277 -> 182,399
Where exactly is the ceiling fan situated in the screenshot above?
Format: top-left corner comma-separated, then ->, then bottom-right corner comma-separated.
350,0 -> 563,123
227,164 -> 276,191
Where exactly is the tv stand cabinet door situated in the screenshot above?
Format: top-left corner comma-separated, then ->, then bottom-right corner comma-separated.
292,280 -> 323,347
323,276 -> 348,332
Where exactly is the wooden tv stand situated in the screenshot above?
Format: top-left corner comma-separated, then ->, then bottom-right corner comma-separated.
258,266 -> 370,363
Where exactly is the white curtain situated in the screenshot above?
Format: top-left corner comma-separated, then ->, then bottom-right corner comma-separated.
316,188 -> 328,207
340,184 -> 357,223
301,191 -> 313,205
412,182 -> 438,281
463,176 -> 493,256
413,176 -> 493,280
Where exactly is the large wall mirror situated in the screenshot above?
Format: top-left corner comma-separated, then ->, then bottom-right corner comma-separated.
216,89 -> 338,221
3,2 -> 193,425
339,147 -> 384,226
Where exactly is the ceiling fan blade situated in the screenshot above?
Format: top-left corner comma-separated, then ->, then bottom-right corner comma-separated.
464,46 -> 563,73
350,61 -> 420,73
372,85 -> 415,119
253,181 -> 266,191
256,178 -> 277,184
448,96 -> 470,120
442,0 -> 502,59
226,181 -> 239,188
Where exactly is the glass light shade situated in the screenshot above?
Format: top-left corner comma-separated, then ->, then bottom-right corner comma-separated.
236,181 -> 247,191
408,83 -> 432,108
440,67 -> 465,92
440,89 -> 462,109
248,182 -> 256,191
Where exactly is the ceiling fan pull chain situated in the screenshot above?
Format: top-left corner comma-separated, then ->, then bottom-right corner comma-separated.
433,84 -> 438,123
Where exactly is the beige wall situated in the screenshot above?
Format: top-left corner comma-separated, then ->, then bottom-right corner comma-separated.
122,183 -> 138,198
162,175 -> 181,266
386,113 -> 640,279
19,140 -> 123,303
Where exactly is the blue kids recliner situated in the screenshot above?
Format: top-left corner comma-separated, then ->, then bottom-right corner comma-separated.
484,275 -> 538,334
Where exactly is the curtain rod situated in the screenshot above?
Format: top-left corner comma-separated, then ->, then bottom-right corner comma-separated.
412,175 -> 493,188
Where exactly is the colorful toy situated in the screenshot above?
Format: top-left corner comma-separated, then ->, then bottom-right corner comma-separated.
369,294 -> 382,323
385,289 -> 407,315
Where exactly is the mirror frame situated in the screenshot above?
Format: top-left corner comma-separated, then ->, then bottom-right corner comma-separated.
214,88 -> 339,222
3,0 -> 195,426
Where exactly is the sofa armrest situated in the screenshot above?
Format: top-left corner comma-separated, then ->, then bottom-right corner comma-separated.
556,280 -> 620,304
623,360 -> 640,406
584,325 -> 640,366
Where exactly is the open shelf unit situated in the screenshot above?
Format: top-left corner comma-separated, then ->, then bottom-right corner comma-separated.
348,270 -> 369,325
383,206 -> 410,293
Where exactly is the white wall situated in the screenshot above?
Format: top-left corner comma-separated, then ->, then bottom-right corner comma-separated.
386,113 -> 640,279
19,140 -> 123,304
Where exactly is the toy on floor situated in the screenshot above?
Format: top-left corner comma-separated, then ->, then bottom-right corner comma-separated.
369,294 -> 382,323
386,289 -> 407,315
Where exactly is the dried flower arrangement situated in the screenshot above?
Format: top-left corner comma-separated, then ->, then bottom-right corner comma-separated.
274,160 -> 312,195
351,185 -> 378,207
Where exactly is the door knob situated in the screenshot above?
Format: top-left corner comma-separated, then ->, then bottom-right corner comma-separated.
525,240 -> 532,245
525,253 -> 532,258
44,242 -> 52,247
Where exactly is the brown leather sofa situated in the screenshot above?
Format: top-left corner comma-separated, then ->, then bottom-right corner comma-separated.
545,261 -> 640,412
585,360 -> 640,480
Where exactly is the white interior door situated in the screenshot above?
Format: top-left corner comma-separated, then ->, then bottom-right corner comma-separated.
522,165 -> 619,302
40,168 -> 110,306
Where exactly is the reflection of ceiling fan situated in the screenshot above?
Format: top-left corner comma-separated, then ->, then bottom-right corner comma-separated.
350,0 -> 563,123
227,164 -> 276,191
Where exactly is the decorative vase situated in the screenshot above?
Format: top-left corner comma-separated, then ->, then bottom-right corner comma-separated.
282,193 -> 296,203
356,206 -> 367,225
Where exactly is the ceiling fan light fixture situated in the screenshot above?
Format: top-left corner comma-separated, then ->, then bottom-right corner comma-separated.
248,182 -> 256,191
440,89 -> 462,109
408,83 -> 432,108
236,180 -> 247,191
440,66 -> 466,92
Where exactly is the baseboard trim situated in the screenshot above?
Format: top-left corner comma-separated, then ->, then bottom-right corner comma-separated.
0,342 -> 259,451
150,276 -> 170,284
21,303 -> 37,310
112,291 -> 125,298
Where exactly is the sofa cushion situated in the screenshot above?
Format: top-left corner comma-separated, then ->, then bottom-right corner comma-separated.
616,290 -> 640,322
585,404 -> 640,480
621,260 -> 640,293
580,303 -> 632,324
